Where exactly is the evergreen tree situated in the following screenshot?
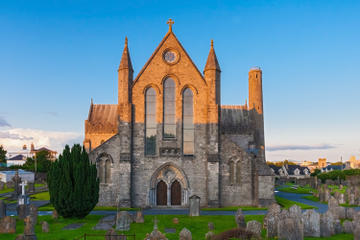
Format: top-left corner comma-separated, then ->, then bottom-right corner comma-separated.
47,144 -> 99,218
0,145 -> 7,164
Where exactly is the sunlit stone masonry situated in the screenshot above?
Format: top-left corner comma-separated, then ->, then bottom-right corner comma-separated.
83,19 -> 274,208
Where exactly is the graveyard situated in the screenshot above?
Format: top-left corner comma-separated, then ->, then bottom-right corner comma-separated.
1,169 -> 360,239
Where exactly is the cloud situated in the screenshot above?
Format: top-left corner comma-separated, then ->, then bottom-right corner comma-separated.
0,128 -> 83,153
267,144 -> 337,152
0,117 -> 11,127
0,132 -> 33,140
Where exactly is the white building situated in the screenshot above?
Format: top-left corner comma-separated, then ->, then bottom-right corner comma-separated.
0,170 -> 35,183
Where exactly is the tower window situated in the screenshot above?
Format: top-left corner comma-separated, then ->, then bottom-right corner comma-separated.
182,88 -> 194,155
163,78 -> 176,139
145,88 -> 157,155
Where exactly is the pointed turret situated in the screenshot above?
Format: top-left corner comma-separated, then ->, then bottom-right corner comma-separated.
204,40 -> 221,72
204,40 -> 221,105
118,37 -> 134,106
118,37 -> 133,72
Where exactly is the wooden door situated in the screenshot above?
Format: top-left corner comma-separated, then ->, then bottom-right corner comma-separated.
171,180 -> 181,205
156,180 -> 167,206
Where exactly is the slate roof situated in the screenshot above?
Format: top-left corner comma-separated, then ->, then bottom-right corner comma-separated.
8,154 -> 25,161
322,165 -> 346,171
286,165 -> 310,175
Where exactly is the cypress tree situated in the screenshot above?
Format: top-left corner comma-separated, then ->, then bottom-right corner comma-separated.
47,144 -> 99,218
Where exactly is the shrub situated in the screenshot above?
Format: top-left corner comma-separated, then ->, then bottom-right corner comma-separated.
47,144 -> 99,218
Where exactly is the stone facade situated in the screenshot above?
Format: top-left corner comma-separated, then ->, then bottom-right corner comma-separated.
84,20 -> 274,208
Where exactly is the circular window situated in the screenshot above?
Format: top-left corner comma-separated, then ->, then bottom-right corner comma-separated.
163,49 -> 179,64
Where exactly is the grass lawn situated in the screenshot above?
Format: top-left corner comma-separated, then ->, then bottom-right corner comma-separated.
30,191 -> 50,201
0,186 -> 14,194
35,183 -> 46,188
0,214 -> 353,240
278,184 -> 316,194
38,203 -> 139,212
275,196 -> 316,209
202,206 -> 267,211
303,195 -> 360,208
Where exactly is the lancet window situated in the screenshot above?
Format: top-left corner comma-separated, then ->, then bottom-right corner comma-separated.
145,88 -> 157,155
182,88 -> 194,155
163,78 -> 176,139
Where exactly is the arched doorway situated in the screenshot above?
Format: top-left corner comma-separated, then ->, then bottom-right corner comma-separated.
156,180 -> 167,205
171,180 -> 181,205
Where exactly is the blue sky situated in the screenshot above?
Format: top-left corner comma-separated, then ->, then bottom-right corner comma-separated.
0,0 -> 359,162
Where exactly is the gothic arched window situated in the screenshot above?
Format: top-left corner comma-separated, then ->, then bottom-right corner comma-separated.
105,159 -> 111,183
236,161 -> 241,184
182,88 -> 194,155
163,78 -> 176,139
145,88 -> 157,155
229,161 -> 235,184
99,160 -> 105,183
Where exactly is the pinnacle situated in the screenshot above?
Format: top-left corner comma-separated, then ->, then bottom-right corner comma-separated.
204,40 -> 220,72
118,36 -> 133,72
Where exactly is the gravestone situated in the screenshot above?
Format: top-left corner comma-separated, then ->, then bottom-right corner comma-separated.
205,231 -> 214,240
15,234 -> 25,240
42,221 -> 49,233
342,220 -> 353,233
0,199 -> 6,218
320,211 -> 335,237
338,193 -> 345,204
266,203 -> 281,238
63,223 -> 84,230
115,211 -> 132,231
346,208 -> 356,220
208,222 -> 214,231
0,216 -> 16,233
277,209 -> 303,240
135,210 -> 144,223
302,209 -> 320,237
24,215 -> 37,240
179,228 -> 192,240
0,181 -> 4,190
17,204 -> 28,219
189,195 -> 200,217
354,223 -> 360,240
349,193 -> 356,205
235,209 -> 246,228
333,219 -> 342,234
246,220 -> 262,237
12,171 -> 22,198
93,215 -> 115,230
29,204 -> 38,225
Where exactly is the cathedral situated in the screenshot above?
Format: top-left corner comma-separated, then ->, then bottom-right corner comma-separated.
84,20 -> 274,208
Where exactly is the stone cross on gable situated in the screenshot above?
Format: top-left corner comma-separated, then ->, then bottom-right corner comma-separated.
20,181 -> 27,196
167,18 -> 174,31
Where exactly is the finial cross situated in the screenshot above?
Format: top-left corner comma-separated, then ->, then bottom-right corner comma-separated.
167,18 -> 174,31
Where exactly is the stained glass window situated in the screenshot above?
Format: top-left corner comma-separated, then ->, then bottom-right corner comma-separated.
145,88 -> 157,155
163,78 -> 176,139
182,88 -> 194,155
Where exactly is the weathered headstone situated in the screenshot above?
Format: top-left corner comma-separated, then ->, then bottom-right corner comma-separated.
42,221 -> 49,233
246,220 -> 262,237
265,203 -> 281,238
333,219 -> 342,234
205,231 -> 214,240
277,209 -> 303,240
179,228 -> 192,240
144,229 -> 168,240
320,211 -> 335,237
12,171 -> 22,198
135,210 -> 144,223
115,211 -> 132,231
338,193 -> 345,204
24,215 -> 37,240
29,204 -> 38,225
0,199 -> 6,218
15,234 -> 25,240
342,220 -> 353,233
0,181 -> 4,190
17,204 -> 28,219
0,216 -> 16,233
346,208 -> 357,220
208,222 -> 214,231
52,209 -> 59,219
354,223 -> 360,240
302,209 -> 320,237
349,193 -> 356,205
235,209 -> 246,228
189,195 -> 200,217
